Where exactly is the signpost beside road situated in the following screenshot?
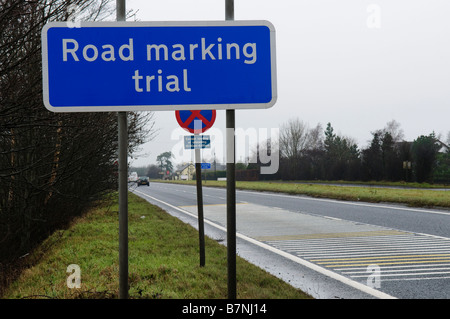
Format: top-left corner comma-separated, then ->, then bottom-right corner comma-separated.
176,109 -> 216,268
42,0 -> 276,299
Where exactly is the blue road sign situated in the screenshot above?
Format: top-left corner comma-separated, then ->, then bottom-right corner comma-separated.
201,163 -> 211,169
41,21 -> 277,112
184,135 -> 211,149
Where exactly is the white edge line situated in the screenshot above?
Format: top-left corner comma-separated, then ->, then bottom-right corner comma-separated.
133,189 -> 396,299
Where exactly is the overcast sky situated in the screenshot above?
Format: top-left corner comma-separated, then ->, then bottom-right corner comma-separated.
124,0 -> 450,168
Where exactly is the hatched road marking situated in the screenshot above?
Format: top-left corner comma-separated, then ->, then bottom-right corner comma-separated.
263,232 -> 450,282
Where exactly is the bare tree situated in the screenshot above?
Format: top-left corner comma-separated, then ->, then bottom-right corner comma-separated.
279,118 -> 310,159
383,119 -> 404,143
306,123 -> 324,150
278,119 -> 326,180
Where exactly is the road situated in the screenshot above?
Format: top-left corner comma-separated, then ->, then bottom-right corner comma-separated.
131,181 -> 450,299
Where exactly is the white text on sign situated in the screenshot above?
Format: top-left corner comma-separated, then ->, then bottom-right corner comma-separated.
62,37 -> 257,94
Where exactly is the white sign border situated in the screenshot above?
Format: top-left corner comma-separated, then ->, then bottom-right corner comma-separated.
41,20 -> 277,113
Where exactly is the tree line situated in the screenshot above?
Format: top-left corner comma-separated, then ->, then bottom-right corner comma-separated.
0,0 -> 155,287
252,119 -> 450,184
134,119 -> 449,184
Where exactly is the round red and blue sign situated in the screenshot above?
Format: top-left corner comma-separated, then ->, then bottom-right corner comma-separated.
175,110 -> 216,134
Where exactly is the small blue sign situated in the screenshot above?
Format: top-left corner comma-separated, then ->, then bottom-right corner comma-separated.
201,163 -> 211,169
41,21 -> 277,112
184,135 -> 211,149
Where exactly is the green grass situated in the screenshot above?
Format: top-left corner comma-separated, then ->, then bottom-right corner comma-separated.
2,192 -> 312,299
155,180 -> 450,209
288,179 -> 449,189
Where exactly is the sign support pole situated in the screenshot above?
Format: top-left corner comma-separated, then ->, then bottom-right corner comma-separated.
194,123 -> 206,267
226,0 -> 237,300
117,0 -> 128,300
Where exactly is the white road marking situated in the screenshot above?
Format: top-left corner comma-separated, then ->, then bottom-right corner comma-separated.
267,232 -> 450,283
133,189 -> 396,299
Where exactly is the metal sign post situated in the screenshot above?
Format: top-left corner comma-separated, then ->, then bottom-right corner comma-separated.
179,113 -> 215,267
225,0 -> 237,300
194,122 -> 206,267
116,0 -> 128,300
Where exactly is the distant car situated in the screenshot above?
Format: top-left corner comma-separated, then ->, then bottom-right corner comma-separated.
137,176 -> 150,186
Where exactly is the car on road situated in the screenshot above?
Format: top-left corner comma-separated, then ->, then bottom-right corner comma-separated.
137,176 -> 150,186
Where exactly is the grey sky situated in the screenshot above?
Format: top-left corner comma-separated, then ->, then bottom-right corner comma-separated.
125,0 -> 450,167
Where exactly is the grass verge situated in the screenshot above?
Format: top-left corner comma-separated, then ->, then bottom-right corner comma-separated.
2,192 -> 312,299
154,180 -> 450,209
